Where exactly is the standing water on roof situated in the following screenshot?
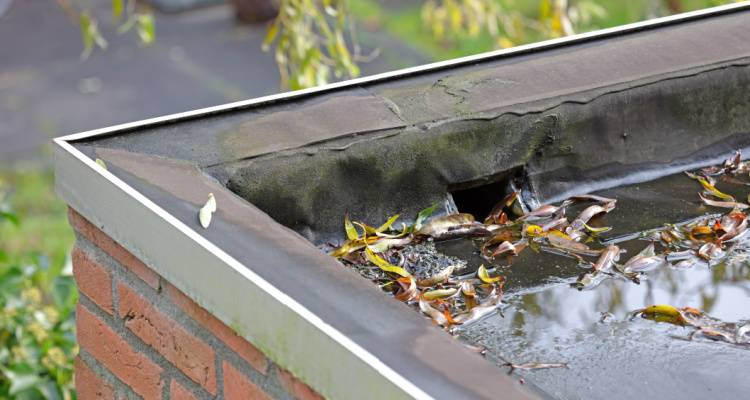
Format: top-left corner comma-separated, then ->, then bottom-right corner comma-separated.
324,151 -> 750,399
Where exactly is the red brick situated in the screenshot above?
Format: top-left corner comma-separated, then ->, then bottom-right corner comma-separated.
276,368 -> 324,400
223,361 -> 271,400
163,282 -> 269,375
170,380 -> 198,400
117,282 -> 217,394
75,356 -> 115,399
69,208 -> 161,290
77,304 -> 163,400
72,247 -> 113,315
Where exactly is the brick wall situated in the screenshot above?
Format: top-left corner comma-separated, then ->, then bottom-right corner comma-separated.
69,208 -> 324,400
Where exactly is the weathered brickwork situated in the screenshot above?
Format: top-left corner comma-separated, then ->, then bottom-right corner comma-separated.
70,209 -> 324,400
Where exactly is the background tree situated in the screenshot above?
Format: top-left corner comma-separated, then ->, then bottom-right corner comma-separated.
263,0 -> 736,90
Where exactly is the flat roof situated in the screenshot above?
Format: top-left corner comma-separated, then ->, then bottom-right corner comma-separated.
56,3 -> 750,399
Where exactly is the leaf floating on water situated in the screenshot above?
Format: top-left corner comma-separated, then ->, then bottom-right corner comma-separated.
525,224 -> 544,237
568,201 -> 616,232
697,242 -> 725,261
621,243 -> 664,273
592,245 -> 620,272
94,158 -> 107,170
698,193 -> 749,209
518,204 -> 561,222
365,247 -> 411,278
491,240 -> 526,258
547,234 -> 601,257
460,280 -> 478,310
484,191 -> 518,224
477,264 -> 503,284
571,270 -> 607,291
687,172 -> 735,201
451,288 -> 503,327
198,193 -> 216,229
582,222 -> 611,233
632,304 -> 688,327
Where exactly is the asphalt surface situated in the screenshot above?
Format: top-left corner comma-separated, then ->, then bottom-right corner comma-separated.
0,0 -> 426,165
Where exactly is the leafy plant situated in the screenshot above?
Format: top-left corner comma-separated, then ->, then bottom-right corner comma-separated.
0,179 -> 78,399
262,0 -> 363,90
56,0 -> 154,59
265,0 -> 736,89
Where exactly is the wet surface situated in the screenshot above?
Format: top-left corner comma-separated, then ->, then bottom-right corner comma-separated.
447,171 -> 750,399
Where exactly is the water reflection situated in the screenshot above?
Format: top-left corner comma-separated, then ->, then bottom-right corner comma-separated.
455,171 -> 750,399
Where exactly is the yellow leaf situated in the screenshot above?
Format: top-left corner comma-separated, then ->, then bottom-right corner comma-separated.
344,214 -> 359,241
365,248 -> 411,277
477,264 -> 502,284
635,304 -> 688,326
262,20 -> 279,52
525,224 -> 544,237
376,214 -> 400,233
422,288 -> 458,301
698,177 -> 734,201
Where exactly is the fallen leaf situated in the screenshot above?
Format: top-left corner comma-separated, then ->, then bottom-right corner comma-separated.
416,264 -> 455,287
419,298 -> 449,326
344,214 -> 359,240
199,193 -> 216,229
422,288 -> 458,301
365,248 -> 411,277
477,264 -> 503,284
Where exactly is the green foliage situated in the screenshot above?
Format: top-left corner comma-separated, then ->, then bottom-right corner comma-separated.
268,0 -> 738,89
0,174 -> 77,399
263,0 -> 361,90
58,0 -> 155,59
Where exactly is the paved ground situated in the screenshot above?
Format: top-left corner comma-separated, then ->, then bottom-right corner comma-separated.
0,0 -> 426,165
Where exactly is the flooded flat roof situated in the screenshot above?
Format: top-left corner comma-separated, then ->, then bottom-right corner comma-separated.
451,170 -> 750,399
57,4 -> 750,399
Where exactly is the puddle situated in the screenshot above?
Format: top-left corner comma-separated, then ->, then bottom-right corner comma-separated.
328,157 -> 750,399
447,171 -> 750,399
